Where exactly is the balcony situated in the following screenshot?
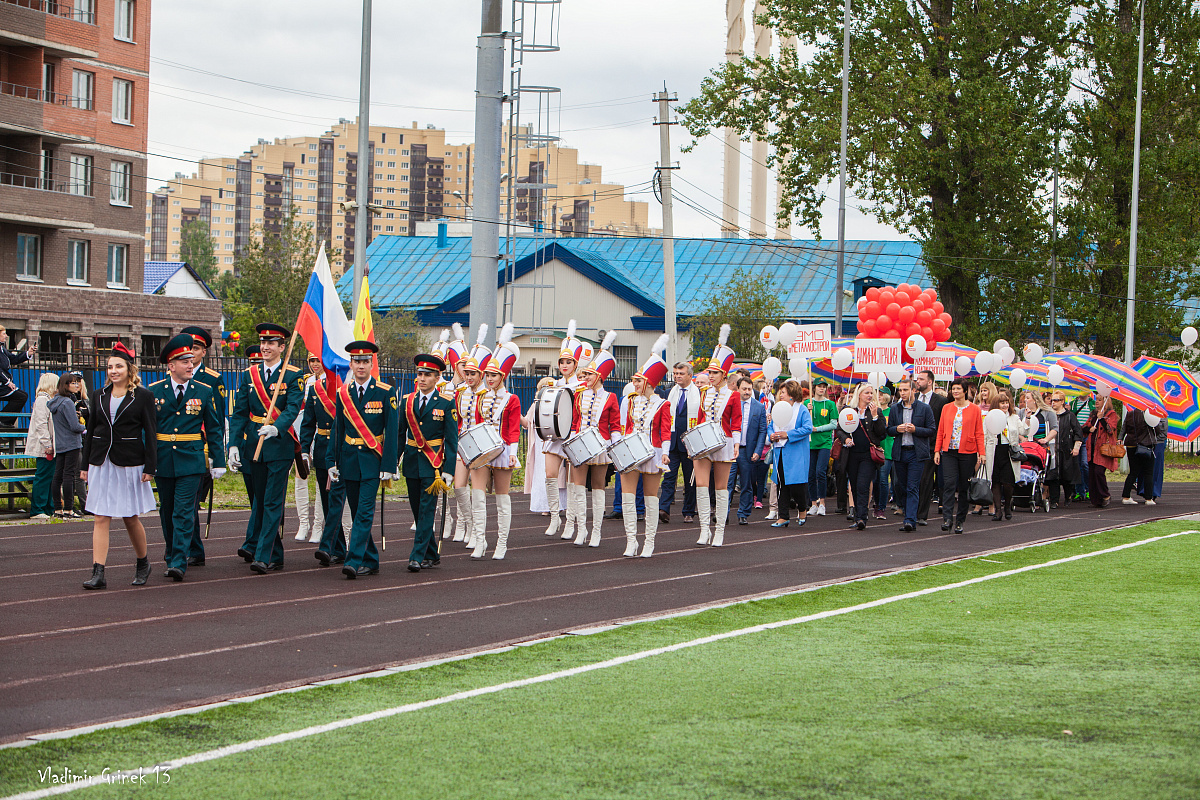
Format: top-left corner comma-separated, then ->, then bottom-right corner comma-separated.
2,0 -> 96,24
0,1 -> 98,58
0,80 -> 94,142
0,171 -> 94,229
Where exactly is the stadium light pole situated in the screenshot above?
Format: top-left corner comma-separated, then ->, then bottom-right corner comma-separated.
352,0 -> 372,311
1124,0 -> 1146,365
834,0 -> 850,336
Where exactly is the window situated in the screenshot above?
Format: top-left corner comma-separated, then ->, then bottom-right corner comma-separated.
109,161 -> 132,205
111,79 -> 132,123
107,244 -> 128,287
17,234 -> 41,280
223,256 -> 233,264
385,226 -> 394,232
71,70 -> 93,110
375,173 -> 383,180
401,150 -> 409,156
401,176 -> 409,182
226,178 -> 234,185
41,147 -> 54,189
385,212 -> 394,219
171,226 -> 179,232
308,143 -> 317,151
307,169 -> 316,176
375,161 -> 383,167
114,0 -> 135,40
388,149 -> 396,155
42,62 -> 56,102
387,175 -> 395,181
373,225 -> 382,232
69,154 -> 92,195
75,0 -> 95,23
401,162 -> 409,169
68,240 -> 89,283
386,200 -> 395,207
387,161 -> 396,168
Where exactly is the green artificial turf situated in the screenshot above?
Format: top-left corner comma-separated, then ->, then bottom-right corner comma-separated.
2,522 -> 1197,799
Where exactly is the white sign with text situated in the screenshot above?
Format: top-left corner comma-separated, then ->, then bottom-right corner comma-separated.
914,351 -> 957,381
853,338 -> 903,372
786,323 -> 833,358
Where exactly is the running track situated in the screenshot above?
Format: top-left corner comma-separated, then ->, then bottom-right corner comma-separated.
2,484 -> 1195,745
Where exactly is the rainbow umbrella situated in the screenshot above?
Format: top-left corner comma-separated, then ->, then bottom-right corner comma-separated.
1132,356 -> 1200,441
992,361 -> 1091,398
732,362 -> 765,381
809,337 -> 861,385
1042,352 -> 1167,417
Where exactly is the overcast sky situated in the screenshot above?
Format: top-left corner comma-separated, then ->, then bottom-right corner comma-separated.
147,0 -> 905,242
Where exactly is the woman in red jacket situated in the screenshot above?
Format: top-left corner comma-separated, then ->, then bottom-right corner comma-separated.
570,331 -> 620,548
934,378 -> 986,534
694,324 -> 743,548
470,324 -> 523,560
617,334 -> 672,558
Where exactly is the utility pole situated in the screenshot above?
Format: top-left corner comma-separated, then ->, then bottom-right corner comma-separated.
1124,0 -> 1146,365
1049,134 -> 1058,352
834,0 -> 850,336
470,0 -> 504,347
654,87 -> 679,365
352,0 -> 372,310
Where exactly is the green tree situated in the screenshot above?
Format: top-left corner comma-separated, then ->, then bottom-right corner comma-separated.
678,0 -> 1074,345
1057,0 -> 1200,359
178,219 -> 218,284
688,266 -> 787,363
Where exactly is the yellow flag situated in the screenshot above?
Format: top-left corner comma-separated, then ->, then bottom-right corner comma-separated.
353,273 -> 379,377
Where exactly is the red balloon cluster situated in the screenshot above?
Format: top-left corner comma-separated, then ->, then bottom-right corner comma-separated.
856,283 -> 953,361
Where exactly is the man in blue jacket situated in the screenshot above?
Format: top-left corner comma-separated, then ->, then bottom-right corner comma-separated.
729,376 -> 768,524
887,378 -> 937,532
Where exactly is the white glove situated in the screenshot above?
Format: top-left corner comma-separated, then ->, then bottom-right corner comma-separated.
328,465 -> 340,483
302,453 -> 311,468
441,472 -> 454,485
258,424 -> 279,440
379,471 -> 392,481
228,447 -> 241,471
210,467 -> 227,480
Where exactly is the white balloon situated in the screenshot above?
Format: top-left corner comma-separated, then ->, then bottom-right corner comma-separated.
1023,343 -> 1045,364
905,333 -> 928,357
760,325 -> 780,350
867,371 -> 884,388
1143,410 -> 1162,426
1047,364 -> 1065,386
985,408 -> 1007,436
762,356 -> 783,381
788,355 -> 808,378
1009,367 -> 1027,389
772,400 -> 794,432
1027,414 -> 1040,436
832,347 -> 853,371
885,366 -> 905,383
1096,379 -> 1113,398
1182,326 -> 1198,347
999,346 -> 1016,366
993,339 -> 1010,354
955,355 -> 973,376
975,351 -> 994,374
838,407 -> 860,433
777,322 -> 799,347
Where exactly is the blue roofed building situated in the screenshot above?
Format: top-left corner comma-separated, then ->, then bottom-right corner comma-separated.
345,234 -> 926,376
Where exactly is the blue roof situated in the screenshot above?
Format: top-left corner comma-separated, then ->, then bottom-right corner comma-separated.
143,260 -> 216,298
345,236 -> 928,325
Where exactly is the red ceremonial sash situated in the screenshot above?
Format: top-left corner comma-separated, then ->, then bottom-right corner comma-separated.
314,377 -> 336,418
338,382 -> 384,457
406,392 -> 444,470
250,364 -> 298,442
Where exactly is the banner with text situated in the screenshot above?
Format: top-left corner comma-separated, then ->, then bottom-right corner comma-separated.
786,323 -> 833,359
914,351 -> 956,381
853,338 -> 903,372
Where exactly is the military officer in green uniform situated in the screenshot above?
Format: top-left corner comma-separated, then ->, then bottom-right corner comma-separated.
299,354 -> 348,566
235,344 -> 262,558
150,334 -> 226,581
228,324 -> 305,574
398,352 -> 458,573
180,325 -> 226,566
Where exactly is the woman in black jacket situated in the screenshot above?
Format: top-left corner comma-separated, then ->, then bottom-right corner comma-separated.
1048,391 -> 1084,508
844,383 -> 889,530
80,343 -> 157,590
1121,406 -> 1158,506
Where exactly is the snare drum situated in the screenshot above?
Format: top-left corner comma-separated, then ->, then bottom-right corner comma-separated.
458,424 -> 504,469
682,421 -> 725,458
608,433 -> 655,473
562,427 -> 607,467
533,385 -> 575,441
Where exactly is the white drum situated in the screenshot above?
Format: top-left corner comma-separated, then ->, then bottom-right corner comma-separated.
459,424 -> 504,469
682,421 -> 725,458
533,385 -> 575,441
563,427 -> 607,467
609,433 -> 655,473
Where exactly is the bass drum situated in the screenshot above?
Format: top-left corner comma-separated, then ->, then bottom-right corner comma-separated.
534,385 -> 575,441
458,424 -> 504,469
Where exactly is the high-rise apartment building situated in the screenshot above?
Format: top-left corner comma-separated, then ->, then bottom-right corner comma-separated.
0,0 -> 219,356
147,118 -> 653,276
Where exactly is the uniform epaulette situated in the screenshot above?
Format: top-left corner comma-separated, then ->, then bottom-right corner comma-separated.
376,380 -> 392,391
284,364 -> 303,374
149,378 -> 167,388
205,367 -> 221,377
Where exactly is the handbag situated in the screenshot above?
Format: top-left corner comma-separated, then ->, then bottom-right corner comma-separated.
1135,444 -> 1155,460
861,416 -> 886,465
830,436 -> 843,461
1100,441 -> 1126,458
969,463 -> 992,504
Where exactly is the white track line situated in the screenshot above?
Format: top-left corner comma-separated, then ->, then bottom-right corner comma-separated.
3,528 -> 1192,800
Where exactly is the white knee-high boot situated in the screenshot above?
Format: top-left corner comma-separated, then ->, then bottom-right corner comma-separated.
493,494 -> 511,560
572,484 -> 589,545
453,487 -> 472,543
696,492 -> 712,546
471,489 -> 488,558
588,489 -> 605,547
712,490 -> 730,547
621,493 -> 638,557
544,476 -> 561,537
641,496 -> 659,557
563,482 -> 580,540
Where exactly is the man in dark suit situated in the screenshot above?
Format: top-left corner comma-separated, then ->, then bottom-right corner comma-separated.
397,352 -> 459,573
729,375 -> 767,524
914,369 -> 948,525
659,362 -> 700,523
887,377 -> 937,532
0,325 -> 34,427
149,334 -> 226,581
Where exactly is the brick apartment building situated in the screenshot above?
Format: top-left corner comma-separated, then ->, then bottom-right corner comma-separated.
0,0 -> 220,362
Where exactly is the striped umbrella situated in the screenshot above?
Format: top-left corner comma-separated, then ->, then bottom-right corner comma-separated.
1042,352 -> 1167,417
732,362 -> 765,381
992,361 -> 1091,398
809,337 -> 862,385
1132,356 -> 1200,441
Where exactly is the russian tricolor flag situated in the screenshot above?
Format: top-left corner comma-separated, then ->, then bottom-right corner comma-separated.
295,243 -> 353,389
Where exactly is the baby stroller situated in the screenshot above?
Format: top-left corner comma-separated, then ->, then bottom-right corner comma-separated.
1012,440 -> 1049,513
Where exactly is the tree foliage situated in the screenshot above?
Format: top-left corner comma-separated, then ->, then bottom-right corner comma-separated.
688,266 -> 786,363
178,220 -> 218,285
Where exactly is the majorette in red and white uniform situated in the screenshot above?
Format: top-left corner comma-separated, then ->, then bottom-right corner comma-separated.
696,323 -> 742,463
619,334 -> 672,474
541,319 -> 590,458
572,330 -> 621,465
479,324 -> 522,471
454,323 -> 490,448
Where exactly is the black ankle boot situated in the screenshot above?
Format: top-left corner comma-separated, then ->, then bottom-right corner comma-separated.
132,556 -> 151,586
83,563 -> 106,590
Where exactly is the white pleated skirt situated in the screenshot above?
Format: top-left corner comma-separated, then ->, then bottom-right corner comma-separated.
540,437 -> 567,457
696,437 -> 737,464
85,459 -> 158,518
635,446 -> 666,475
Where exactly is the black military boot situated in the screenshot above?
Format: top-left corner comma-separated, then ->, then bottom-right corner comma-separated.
132,556 -> 151,586
83,563 -> 106,590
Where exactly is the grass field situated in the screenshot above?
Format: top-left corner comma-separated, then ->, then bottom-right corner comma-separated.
2,522 -> 1197,799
